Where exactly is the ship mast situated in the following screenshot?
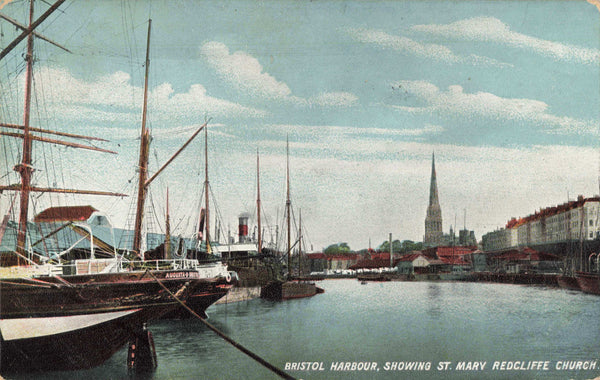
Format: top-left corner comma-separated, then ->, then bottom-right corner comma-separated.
14,0 -> 36,259
132,19 -> 152,257
286,137 -> 291,280
165,188 -> 171,259
3,1 -> 124,265
257,148 -> 262,254
298,209 -> 302,277
204,123 -> 211,252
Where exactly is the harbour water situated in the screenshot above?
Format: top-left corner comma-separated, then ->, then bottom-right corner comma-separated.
5,279 -> 600,379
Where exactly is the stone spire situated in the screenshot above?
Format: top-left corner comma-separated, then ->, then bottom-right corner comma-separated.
424,152 -> 443,245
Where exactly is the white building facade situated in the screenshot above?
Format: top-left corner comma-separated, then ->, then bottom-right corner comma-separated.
482,196 -> 600,251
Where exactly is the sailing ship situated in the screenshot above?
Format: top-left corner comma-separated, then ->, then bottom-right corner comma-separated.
0,5 -> 231,372
260,139 -> 323,300
212,150 -> 281,288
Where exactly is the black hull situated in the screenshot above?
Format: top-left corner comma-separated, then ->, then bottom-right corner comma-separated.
575,271 -> 600,295
160,282 -> 235,319
260,280 -> 323,301
0,269 -> 204,373
1,305 -> 169,372
475,272 -> 559,286
557,275 -> 581,291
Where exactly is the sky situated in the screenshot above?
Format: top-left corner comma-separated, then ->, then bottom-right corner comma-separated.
1,0 -> 600,251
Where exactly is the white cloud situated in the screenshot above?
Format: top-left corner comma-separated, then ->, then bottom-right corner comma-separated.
412,17 -> 600,65
200,41 -> 358,107
391,80 -> 597,135
4,66 -> 268,126
200,41 -> 293,100
259,124 -> 444,143
215,135 -> 599,247
346,27 -> 511,67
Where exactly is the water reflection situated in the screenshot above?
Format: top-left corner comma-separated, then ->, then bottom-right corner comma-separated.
426,282 -> 442,318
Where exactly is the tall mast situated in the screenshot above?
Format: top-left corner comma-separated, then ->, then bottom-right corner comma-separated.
286,137 -> 291,280
298,208 -> 302,276
165,188 -> 170,259
256,148 -> 262,254
132,19 -> 152,257
204,123 -> 211,252
15,0 -> 35,259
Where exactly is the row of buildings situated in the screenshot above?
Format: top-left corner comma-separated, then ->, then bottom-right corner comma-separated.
482,195 -> 600,252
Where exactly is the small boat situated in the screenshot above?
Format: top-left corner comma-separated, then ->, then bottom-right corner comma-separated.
575,271 -> 600,295
557,274 -> 581,291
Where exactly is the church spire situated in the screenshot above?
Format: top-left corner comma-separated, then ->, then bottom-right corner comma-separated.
429,152 -> 439,206
424,152 -> 443,246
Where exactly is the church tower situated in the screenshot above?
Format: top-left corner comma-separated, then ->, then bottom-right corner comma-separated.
424,153 -> 443,245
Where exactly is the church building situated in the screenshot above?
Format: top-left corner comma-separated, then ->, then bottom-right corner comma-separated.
424,153 -> 443,246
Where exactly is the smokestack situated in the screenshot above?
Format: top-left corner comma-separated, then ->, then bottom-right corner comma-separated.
238,212 -> 250,243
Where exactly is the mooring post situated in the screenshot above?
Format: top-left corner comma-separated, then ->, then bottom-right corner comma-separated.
127,324 -> 157,373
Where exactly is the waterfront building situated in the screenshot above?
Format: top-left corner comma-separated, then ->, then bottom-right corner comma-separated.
306,253 -> 359,273
482,195 -> 600,252
396,253 -> 430,275
424,153 -> 443,246
488,247 -> 562,274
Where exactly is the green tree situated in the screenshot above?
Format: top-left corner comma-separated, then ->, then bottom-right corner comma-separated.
379,240 -> 423,253
378,240 -> 402,253
323,242 -> 351,255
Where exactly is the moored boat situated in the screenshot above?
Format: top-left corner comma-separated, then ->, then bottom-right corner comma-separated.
575,271 -> 600,295
260,140 -> 323,301
0,6 -> 233,372
557,274 -> 581,291
0,265 -> 204,372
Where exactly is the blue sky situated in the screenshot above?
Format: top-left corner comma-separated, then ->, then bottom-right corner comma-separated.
1,0 -> 599,251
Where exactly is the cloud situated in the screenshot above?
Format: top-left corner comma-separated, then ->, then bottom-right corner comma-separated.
412,17 -> 600,65
200,41 -> 293,100
391,80 -> 597,135
4,66 -> 268,125
200,41 -> 358,107
260,123 -> 444,141
345,27 -> 511,67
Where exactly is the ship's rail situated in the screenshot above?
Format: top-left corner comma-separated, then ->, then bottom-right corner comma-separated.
1,257 -> 232,279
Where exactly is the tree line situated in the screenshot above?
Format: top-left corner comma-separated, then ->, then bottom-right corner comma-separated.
323,240 -> 424,255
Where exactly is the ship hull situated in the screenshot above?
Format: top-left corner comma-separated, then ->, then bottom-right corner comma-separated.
160,281 -> 235,319
575,272 -> 600,295
260,280 -> 323,301
557,275 -> 581,291
0,269 -> 202,373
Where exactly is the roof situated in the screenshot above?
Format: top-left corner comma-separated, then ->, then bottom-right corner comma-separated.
350,256 -> 399,269
34,206 -> 98,222
439,256 -> 470,265
397,253 -> 425,262
494,248 -> 561,262
423,245 -> 477,257
505,196 -> 600,229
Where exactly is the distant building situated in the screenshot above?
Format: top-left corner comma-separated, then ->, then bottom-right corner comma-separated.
482,195 -> 600,252
396,253 -> 430,275
424,153 -> 443,246
306,253 -> 359,272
